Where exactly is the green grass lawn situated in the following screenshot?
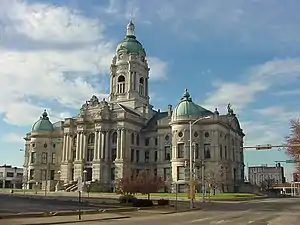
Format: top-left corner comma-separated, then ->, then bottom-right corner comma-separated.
135,192 -> 257,198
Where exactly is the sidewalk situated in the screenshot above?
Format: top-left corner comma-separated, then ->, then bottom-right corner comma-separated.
1,213 -> 129,225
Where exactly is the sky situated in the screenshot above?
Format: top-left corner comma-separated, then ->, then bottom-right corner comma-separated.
0,0 -> 299,181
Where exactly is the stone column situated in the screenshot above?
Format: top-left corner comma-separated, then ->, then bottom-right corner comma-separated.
116,129 -> 121,159
65,134 -> 70,162
81,133 -> 87,160
62,134 -> 67,162
100,131 -> 105,160
75,132 -> 81,161
94,131 -> 99,160
105,131 -> 110,161
120,129 -> 125,160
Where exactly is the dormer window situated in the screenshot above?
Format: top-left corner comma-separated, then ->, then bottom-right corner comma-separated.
117,75 -> 126,94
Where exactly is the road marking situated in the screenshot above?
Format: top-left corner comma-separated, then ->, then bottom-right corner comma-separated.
215,220 -> 226,224
248,221 -> 254,224
190,217 -> 210,223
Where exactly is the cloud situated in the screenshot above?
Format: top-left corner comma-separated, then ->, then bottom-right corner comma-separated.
242,121 -> 285,146
273,89 -> 300,96
0,0 -> 168,126
102,0 -> 300,51
148,57 -> 168,81
203,58 -> 300,112
255,106 -> 300,123
1,132 -> 25,144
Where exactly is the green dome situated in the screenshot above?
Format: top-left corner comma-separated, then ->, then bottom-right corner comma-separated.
173,89 -> 200,118
116,21 -> 146,55
32,110 -> 54,132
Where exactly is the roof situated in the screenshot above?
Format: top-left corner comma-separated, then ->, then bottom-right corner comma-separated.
32,110 -> 54,132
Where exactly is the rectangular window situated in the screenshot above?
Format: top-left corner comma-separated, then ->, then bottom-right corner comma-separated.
51,153 -> 56,164
204,144 -> 211,159
163,167 -> 171,181
164,146 -> 171,161
154,151 -> 158,162
178,184 -> 186,193
112,148 -> 117,161
87,149 -> 94,161
6,172 -> 14,177
0,172 -> 3,177
50,170 -> 55,180
220,145 -> 223,159
225,146 -> 227,158
145,138 -> 150,146
144,151 -> 149,163
31,152 -> 36,163
72,150 -> 76,161
136,150 -> 140,162
111,168 -> 115,181
177,166 -> 185,180
131,149 -> 134,162
177,143 -> 184,158
29,169 -> 35,180
42,152 -> 48,164
154,168 -> 157,176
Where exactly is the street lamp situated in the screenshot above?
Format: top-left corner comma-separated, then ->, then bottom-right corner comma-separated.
189,116 -> 211,209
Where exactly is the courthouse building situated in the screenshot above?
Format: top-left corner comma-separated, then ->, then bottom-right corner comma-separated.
23,21 -> 245,192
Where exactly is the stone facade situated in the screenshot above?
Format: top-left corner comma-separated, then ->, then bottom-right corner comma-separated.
22,21 -> 245,193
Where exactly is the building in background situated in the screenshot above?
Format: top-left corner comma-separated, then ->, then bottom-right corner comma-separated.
0,165 -> 23,189
23,21 -> 246,193
248,163 -> 285,186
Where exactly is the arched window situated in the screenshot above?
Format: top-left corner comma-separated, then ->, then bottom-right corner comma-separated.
117,75 -> 126,94
131,133 -> 135,144
139,77 -> 144,95
112,132 -> 117,144
88,133 -> 95,144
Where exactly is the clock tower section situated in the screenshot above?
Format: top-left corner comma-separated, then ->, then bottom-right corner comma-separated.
109,21 -> 150,114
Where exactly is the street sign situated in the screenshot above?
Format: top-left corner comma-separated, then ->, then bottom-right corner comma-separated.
256,144 -> 272,150
77,176 -> 83,192
286,160 -> 294,163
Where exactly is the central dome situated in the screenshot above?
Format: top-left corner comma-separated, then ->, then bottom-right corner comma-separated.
116,21 -> 146,55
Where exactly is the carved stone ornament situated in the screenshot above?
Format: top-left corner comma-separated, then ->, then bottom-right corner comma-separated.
77,125 -> 83,129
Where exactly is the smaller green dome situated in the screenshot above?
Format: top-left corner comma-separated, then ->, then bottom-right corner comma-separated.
116,21 -> 146,55
173,89 -> 200,118
32,110 -> 54,132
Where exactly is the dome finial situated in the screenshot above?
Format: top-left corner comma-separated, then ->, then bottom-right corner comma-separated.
182,88 -> 190,99
42,109 -> 49,120
126,20 -> 135,36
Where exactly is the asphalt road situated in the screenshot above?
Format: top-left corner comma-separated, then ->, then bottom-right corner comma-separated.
71,198 -> 300,225
0,193 -> 109,214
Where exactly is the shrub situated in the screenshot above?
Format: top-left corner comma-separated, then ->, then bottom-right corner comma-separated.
118,195 -> 137,204
132,199 -> 153,207
157,199 -> 169,206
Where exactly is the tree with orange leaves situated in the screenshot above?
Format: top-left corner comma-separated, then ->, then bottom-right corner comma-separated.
285,119 -> 300,174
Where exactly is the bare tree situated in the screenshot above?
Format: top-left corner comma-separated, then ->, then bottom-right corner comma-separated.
285,119 -> 300,174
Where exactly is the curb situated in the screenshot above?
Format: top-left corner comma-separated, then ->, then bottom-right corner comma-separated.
22,216 -> 130,225
0,207 -> 138,219
162,207 -> 202,214
0,212 -> 48,219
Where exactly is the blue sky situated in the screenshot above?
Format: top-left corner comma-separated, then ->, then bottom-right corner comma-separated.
0,0 -> 299,180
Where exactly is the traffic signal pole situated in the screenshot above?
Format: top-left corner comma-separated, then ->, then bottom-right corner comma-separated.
241,144 -> 300,150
